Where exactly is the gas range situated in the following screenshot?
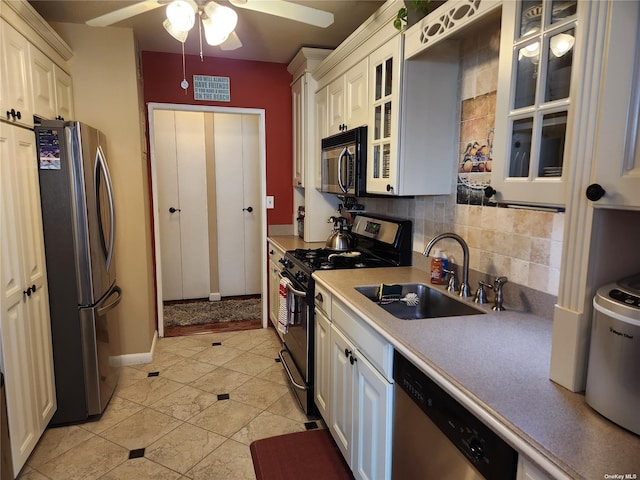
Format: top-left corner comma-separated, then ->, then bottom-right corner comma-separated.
282,214 -> 413,290
277,214 -> 412,416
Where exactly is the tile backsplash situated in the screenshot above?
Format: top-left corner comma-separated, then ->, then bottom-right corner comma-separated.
363,17 -> 564,299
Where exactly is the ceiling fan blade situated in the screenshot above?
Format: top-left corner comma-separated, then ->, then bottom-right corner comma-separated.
220,31 -> 243,50
228,0 -> 334,28
86,0 -> 165,27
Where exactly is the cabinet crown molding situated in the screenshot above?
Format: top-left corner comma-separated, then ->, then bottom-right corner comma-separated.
1,0 -> 73,61
287,47 -> 333,82
313,0 -> 402,82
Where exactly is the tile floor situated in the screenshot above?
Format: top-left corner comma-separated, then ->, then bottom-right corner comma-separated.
18,327 -> 320,480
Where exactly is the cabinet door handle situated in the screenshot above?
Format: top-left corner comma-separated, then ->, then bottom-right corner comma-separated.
169,207 -> 181,213
349,354 -> 357,365
23,285 -> 36,297
344,348 -> 352,358
315,293 -> 323,302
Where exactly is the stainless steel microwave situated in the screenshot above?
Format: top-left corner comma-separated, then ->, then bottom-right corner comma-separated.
319,126 -> 367,197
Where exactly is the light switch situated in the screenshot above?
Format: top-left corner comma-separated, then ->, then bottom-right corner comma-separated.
266,196 -> 275,209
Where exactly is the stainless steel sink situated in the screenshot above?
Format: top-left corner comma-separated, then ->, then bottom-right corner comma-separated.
355,283 -> 485,319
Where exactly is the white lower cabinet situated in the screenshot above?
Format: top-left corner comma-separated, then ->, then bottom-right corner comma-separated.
316,292 -> 393,480
1,122 -> 57,475
267,241 -> 285,335
314,308 -> 331,419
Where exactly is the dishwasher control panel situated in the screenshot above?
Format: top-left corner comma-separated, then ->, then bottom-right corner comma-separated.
394,350 -> 518,480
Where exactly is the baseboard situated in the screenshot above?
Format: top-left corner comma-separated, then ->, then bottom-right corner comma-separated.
110,330 -> 158,367
209,292 -> 221,301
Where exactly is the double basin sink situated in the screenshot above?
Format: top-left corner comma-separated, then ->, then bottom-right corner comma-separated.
355,283 -> 485,320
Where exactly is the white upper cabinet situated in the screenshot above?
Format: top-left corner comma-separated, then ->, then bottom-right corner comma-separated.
367,34 -> 459,196
30,43 -> 57,120
54,64 -> 74,121
1,20 -> 34,127
292,75 -> 305,187
326,58 -> 368,136
492,0 -> 579,207
1,17 -> 74,126
587,0 -> 640,209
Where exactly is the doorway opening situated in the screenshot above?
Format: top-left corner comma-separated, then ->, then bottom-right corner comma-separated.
148,103 -> 267,338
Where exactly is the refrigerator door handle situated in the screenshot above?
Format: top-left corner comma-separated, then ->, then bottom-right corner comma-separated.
95,145 -> 116,271
97,285 -> 122,316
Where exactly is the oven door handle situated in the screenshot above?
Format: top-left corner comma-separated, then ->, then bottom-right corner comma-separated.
278,349 -> 308,391
278,272 -> 307,297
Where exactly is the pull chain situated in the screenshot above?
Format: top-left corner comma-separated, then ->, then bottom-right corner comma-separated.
180,41 -> 189,92
198,11 -> 204,62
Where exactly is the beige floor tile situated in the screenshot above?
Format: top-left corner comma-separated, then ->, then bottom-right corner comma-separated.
161,358 -> 216,384
188,399 -> 261,437
187,439 -> 256,480
157,337 -> 208,358
221,332 -> 269,351
100,407 -> 181,450
248,342 -> 281,359
35,435 -> 128,480
99,457 -> 182,480
189,366 -> 252,394
27,425 -> 94,467
266,389 -> 310,423
131,349 -> 184,373
255,363 -> 288,386
231,411 -> 306,445
117,376 -> 184,406
145,423 -> 226,474
230,377 -> 290,409
117,366 -> 149,390
221,352 -> 276,376
191,345 -> 244,366
151,385 -> 218,421
81,395 -> 144,434
15,466 -> 49,480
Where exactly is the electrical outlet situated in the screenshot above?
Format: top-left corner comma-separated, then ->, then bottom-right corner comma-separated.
266,196 -> 274,209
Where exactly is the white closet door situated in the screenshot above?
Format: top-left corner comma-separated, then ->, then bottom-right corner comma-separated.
242,114 -> 261,294
155,110 -> 210,301
154,109 -> 183,300
214,113 -> 261,296
175,110 -> 210,299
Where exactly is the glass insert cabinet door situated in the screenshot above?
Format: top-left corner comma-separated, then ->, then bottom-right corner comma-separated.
367,37 -> 401,195
492,0 -> 578,207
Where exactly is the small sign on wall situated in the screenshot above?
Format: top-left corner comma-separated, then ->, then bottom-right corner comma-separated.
193,75 -> 230,102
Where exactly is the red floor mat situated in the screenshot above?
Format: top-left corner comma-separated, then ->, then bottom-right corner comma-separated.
250,429 -> 354,480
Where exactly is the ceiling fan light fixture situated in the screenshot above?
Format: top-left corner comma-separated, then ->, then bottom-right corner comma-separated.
202,16 -> 230,46
204,2 -> 238,36
166,0 -> 197,32
163,18 -> 189,42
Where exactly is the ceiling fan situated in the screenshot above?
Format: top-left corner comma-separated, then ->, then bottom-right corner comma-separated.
85,0 -> 335,51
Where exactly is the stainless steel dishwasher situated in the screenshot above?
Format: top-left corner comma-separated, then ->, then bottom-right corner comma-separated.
392,350 -> 518,480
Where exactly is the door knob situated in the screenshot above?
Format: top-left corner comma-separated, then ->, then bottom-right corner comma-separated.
586,183 -> 606,201
169,207 -> 181,213
243,206 -> 253,213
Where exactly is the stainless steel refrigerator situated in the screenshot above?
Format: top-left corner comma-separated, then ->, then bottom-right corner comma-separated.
35,120 -> 121,426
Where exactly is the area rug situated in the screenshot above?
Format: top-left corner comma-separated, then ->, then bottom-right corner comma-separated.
250,429 -> 354,480
163,298 -> 262,327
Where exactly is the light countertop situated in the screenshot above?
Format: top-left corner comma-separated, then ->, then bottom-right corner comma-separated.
312,265 -> 640,480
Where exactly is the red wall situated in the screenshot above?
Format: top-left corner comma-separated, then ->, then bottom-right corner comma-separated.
141,51 -> 293,225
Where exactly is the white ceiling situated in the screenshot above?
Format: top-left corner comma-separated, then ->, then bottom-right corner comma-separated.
28,0 -> 387,64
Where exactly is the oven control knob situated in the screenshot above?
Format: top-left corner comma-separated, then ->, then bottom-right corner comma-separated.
295,271 -> 307,283
467,437 -> 484,462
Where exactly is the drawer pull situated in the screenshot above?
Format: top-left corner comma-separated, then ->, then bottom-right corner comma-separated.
315,293 -> 323,302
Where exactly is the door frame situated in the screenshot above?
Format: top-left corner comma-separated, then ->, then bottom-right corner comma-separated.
148,103 -> 267,338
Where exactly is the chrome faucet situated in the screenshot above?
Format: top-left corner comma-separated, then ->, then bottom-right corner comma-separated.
423,233 -> 472,297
